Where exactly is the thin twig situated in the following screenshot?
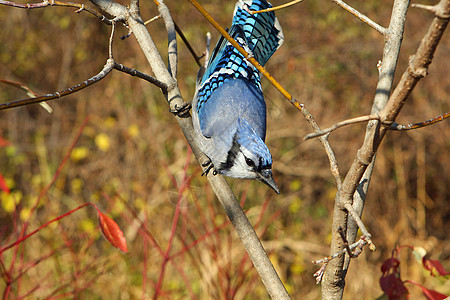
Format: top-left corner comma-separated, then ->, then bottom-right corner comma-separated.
304,115 -> 380,140
0,59 -> 115,110
158,0 -> 177,78
299,106 -> 343,189
113,62 -> 168,91
109,21 -> 116,58
330,0 -> 386,34
313,237 -> 368,265
313,234 -> 370,284
0,79 -> 52,112
313,263 -> 327,284
204,32 -> 211,66
144,14 -> 161,25
175,22 -> 202,67
150,1 -> 202,67
390,112 -> 449,130
337,226 -> 355,258
412,2 -> 450,18
250,0 -> 305,14
0,0 -> 113,25
344,203 -> 375,251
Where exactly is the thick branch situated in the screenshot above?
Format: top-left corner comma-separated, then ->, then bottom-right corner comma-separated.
322,0 -> 449,298
322,0 -> 410,298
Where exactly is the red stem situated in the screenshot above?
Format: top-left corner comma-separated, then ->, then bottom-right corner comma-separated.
0,203 -> 90,254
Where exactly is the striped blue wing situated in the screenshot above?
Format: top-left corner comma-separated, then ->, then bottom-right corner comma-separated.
196,0 -> 283,118
196,26 -> 260,115
232,0 -> 284,66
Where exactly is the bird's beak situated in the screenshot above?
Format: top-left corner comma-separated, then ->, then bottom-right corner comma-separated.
258,170 -> 280,194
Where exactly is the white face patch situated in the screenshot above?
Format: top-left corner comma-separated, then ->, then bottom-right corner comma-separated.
222,151 -> 258,179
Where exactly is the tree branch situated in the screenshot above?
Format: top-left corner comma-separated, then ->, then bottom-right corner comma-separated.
304,115 -> 380,140
158,0 -> 177,78
330,0 -> 386,34
322,0 -> 450,298
323,0 -> 410,298
390,112 -> 449,130
0,59 -> 115,110
0,0 -> 113,25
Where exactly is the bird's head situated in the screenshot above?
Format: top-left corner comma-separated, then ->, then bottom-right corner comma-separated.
218,119 -> 279,194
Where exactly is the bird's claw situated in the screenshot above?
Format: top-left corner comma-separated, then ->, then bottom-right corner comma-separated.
201,159 -> 217,176
170,102 -> 192,117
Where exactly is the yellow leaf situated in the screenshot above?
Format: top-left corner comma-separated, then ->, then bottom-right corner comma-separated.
1,191 -> 22,213
128,124 -> 140,138
104,117 -> 117,128
95,133 -> 111,152
20,207 -> 31,221
71,147 -> 89,162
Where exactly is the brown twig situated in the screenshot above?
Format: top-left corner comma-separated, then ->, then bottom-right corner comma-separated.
343,203 -> 375,251
113,62 -> 168,91
174,22 -> 202,67
330,0 -> 386,34
313,235 -> 369,283
0,20 -> 168,110
250,0 -> 305,14
304,115 -> 380,140
412,2 -> 450,17
337,226 -> 355,258
390,112 -> 449,130
0,59 -> 115,110
0,0 -> 113,25
0,79 -> 52,112
299,105 -> 343,189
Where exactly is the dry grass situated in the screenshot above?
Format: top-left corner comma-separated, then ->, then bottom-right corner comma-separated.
0,0 -> 449,298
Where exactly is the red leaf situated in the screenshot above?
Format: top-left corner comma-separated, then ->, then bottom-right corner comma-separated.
381,257 -> 401,274
380,256 -> 409,299
420,286 -> 448,300
0,136 -> 11,147
98,211 -> 128,253
380,273 -> 409,300
0,173 -> 10,194
405,280 -> 448,300
422,258 -> 450,277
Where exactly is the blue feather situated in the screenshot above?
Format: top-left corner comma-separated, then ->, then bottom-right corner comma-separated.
197,0 -> 283,117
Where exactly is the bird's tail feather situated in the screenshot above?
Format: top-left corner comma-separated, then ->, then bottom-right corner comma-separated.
232,0 -> 284,66
203,0 -> 284,81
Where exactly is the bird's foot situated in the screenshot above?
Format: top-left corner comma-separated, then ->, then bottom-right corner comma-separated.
170,102 -> 192,117
201,159 -> 217,176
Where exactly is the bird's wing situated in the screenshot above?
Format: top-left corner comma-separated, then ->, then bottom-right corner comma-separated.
198,78 -> 266,141
195,0 -> 283,140
232,0 -> 284,66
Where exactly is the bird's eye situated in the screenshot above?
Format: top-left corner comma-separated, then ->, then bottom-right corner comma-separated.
245,157 -> 255,167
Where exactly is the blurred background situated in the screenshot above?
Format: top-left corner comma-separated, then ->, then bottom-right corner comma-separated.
0,0 -> 449,298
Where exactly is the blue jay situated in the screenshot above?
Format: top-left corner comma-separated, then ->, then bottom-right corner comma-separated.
192,0 -> 283,193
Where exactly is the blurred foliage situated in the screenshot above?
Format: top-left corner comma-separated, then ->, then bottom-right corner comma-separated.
0,0 -> 449,299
